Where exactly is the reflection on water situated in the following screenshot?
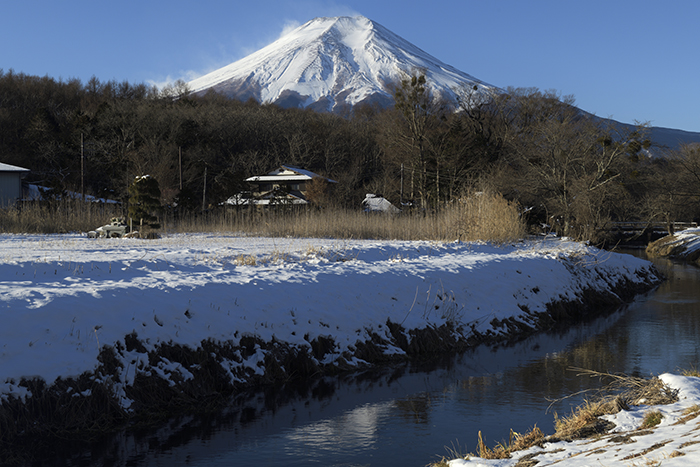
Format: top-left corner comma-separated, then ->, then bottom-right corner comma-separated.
281,402 -> 391,463
60,253 -> 700,467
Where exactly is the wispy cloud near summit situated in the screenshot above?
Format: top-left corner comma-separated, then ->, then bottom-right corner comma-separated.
279,20 -> 302,38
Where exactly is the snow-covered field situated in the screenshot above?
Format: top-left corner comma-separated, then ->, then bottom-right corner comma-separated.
0,233 -> 658,404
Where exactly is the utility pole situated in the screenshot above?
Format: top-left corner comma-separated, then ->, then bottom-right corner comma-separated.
202,164 -> 207,211
400,163 -> 404,205
436,160 -> 440,208
81,133 -> 84,200
179,147 -> 182,191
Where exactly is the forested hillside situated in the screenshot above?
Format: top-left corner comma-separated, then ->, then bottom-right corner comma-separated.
1,69 -> 698,243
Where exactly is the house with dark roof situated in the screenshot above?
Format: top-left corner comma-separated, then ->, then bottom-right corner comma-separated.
226,165 -> 336,206
0,162 -> 30,207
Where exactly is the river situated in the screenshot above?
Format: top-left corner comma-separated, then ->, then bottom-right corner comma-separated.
56,251 -> 700,467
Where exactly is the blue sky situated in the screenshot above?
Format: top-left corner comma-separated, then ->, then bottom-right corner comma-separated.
2,0 -> 698,131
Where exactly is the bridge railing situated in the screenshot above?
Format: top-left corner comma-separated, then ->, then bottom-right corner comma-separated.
608,221 -> 698,233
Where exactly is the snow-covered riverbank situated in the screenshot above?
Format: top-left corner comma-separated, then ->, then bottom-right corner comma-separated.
0,234 -> 660,408
447,373 -> 700,467
647,227 -> 700,263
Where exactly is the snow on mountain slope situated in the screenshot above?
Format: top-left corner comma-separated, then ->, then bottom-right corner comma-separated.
186,16 -> 700,148
188,16 -> 497,112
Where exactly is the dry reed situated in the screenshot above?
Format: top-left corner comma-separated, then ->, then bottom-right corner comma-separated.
168,191 -> 525,242
0,200 -> 122,234
570,368 -> 680,407
1,191 -> 525,242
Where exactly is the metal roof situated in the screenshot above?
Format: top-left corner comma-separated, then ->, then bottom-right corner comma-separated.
246,174 -> 312,182
0,162 -> 30,172
246,165 -> 337,183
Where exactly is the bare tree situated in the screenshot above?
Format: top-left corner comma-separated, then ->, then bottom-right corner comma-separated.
394,70 -> 433,209
491,88 -> 648,242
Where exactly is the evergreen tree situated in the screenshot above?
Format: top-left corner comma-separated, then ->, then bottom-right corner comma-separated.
128,175 -> 161,229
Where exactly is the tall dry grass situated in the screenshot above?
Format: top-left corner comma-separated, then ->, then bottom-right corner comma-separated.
0,200 -> 123,234
169,191 -> 525,242
1,191 -> 525,242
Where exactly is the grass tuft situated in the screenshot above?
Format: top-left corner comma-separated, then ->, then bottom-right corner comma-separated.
434,370 -> 683,466
553,399 -> 611,440
639,410 -> 663,429
681,367 -> 700,377
551,370 -> 679,441
471,426 -> 544,460
234,254 -> 257,266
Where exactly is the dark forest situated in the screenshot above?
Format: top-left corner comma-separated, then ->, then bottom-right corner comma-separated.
2,69 -> 699,243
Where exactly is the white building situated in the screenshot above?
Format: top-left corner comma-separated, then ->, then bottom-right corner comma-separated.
362,194 -> 401,213
0,162 -> 30,207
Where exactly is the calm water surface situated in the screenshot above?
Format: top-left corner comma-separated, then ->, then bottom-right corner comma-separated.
62,252 -> 700,466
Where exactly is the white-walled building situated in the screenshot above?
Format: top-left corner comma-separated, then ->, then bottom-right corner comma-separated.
0,162 -> 29,207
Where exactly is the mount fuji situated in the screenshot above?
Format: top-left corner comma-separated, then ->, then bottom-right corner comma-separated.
188,16 -> 700,149
188,16 -> 496,112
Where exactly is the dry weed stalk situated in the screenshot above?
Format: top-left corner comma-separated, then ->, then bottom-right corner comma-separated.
551,368 -> 679,441
672,404 -> 700,426
428,423 -> 545,465
474,427 -> 545,460
234,254 -> 257,266
571,368 -> 679,407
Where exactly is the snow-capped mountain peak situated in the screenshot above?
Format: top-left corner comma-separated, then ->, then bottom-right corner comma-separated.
188,16 -> 496,112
